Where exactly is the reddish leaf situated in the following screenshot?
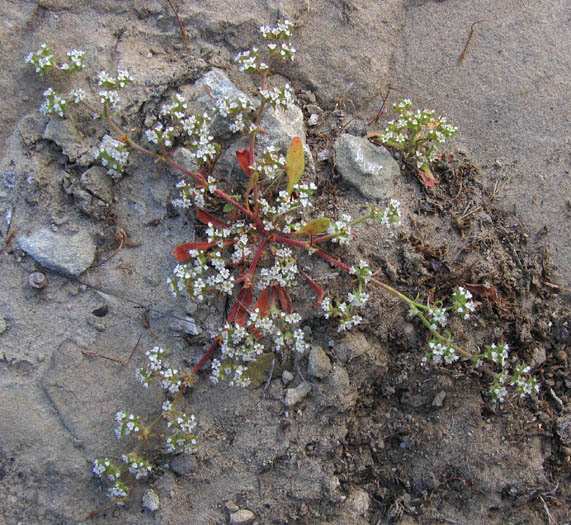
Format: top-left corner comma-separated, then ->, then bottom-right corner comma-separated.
172,241 -> 217,262
236,149 -> 251,177
274,285 -> 293,314
300,270 -> 325,306
417,167 -> 440,187
462,283 -> 498,301
228,286 -> 253,327
285,137 -> 305,195
196,208 -> 228,228
253,287 -> 271,318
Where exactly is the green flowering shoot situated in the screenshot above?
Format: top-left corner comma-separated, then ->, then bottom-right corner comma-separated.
371,98 -> 458,185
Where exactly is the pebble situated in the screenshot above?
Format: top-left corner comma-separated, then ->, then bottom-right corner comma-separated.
170,454 -> 198,476
284,382 -> 311,407
169,316 -> 201,336
229,509 -> 255,524
282,370 -> 294,385
0,315 -> 7,335
432,391 -> 447,408
333,133 -> 401,200
308,114 -> 320,126
141,488 -> 160,512
18,228 -> 96,276
307,345 -> 332,378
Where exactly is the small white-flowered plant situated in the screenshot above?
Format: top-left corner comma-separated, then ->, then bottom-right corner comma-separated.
372,99 -> 457,184
26,21 -> 540,513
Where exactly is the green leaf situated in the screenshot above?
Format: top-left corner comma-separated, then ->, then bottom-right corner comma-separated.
285,137 -> 304,195
223,203 -> 235,212
292,218 -> 331,235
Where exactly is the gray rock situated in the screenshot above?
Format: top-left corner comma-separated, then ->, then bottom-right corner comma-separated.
326,365 -> 356,411
432,391 -> 447,408
195,68 -> 256,139
43,118 -> 90,164
284,382 -> 311,407
170,454 -> 198,477
345,488 -> 370,516
282,370 -> 294,385
141,488 -> 160,512
169,316 -> 201,336
62,167 -> 113,219
229,509 -> 255,525
18,228 -> 96,276
307,345 -> 332,378
333,133 -> 400,200
529,346 -> 547,367
308,113 -> 320,126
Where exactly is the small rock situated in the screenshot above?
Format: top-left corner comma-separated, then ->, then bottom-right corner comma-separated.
170,454 -> 198,476
18,228 -> 96,276
307,345 -> 332,378
43,118 -> 89,163
285,382 -> 311,407
304,104 -> 322,115
282,370 -> 294,385
346,488 -> 370,516
317,149 -> 330,162
169,316 -> 201,336
229,509 -> 255,525
0,315 -> 7,335
327,365 -> 356,411
141,488 -> 160,512
333,133 -> 400,199
529,346 -> 547,367
225,500 -> 240,513
432,391 -> 447,408
308,113 -> 320,126
28,271 -> 48,289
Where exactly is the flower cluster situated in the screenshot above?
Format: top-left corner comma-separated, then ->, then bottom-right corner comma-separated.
97,69 -> 133,111
376,99 -> 457,172
60,49 -> 85,72
40,87 -> 67,118
161,93 -> 188,121
25,44 -> 55,75
96,135 -> 130,178
321,261 -> 372,332
452,286 -> 476,319
259,84 -> 295,110
212,308 -> 309,386
92,458 -> 129,504
121,453 -> 153,480
423,340 -> 459,365
145,123 -> 176,148
135,346 -> 189,395
327,214 -> 353,245
236,20 -> 295,73
370,199 -> 402,228
114,410 -> 144,439
162,401 -> 198,454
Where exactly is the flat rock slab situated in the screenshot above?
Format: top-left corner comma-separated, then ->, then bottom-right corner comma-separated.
18,228 -> 96,276
334,134 -> 401,200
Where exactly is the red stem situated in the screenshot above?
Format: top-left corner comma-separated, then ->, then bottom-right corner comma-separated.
273,235 -> 351,272
191,338 -> 221,374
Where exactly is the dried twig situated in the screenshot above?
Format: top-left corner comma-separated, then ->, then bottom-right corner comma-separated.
457,20 -> 488,65
165,0 -> 187,44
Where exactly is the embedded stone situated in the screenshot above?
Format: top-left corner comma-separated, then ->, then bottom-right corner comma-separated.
307,345 -> 332,378
284,382 -> 311,407
333,133 -> 400,199
18,228 -> 96,276
229,509 -> 255,524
